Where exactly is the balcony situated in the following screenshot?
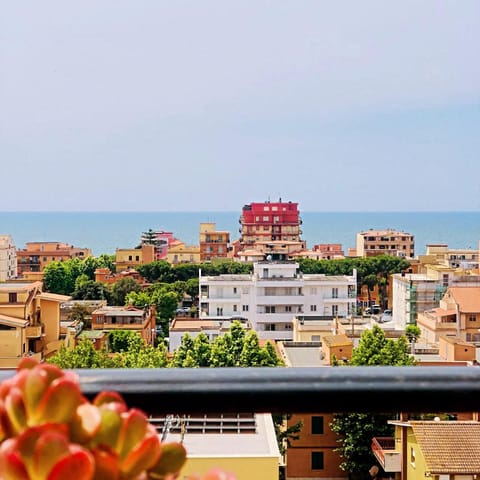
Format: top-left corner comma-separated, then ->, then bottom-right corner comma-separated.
371,437 -> 401,472
25,325 -> 42,338
256,295 -> 304,305
0,367 -> 477,415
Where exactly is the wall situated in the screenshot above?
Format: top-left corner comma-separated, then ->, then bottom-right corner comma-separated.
182,456 -> 278,480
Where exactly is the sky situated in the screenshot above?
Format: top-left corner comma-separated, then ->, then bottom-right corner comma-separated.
1,1 -> 479,212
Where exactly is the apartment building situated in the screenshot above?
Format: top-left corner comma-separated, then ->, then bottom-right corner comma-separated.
391,266 -> 480,329
166,242 -> 201,264
239,200 -> 305,250
91,305 -> 156,345
417,286 -> 480,345
391,273 -> 446,328
0,281 -> 71,368
115,244 -> 155,271
17,241 -> 92,275
199,222 -> 230,261
0,234 -> 17,281
356,229 -> 414,258
425,243 -> 479,269
199,261 -> 356,341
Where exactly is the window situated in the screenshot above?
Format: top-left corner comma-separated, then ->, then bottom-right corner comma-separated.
263,216 -> 269,221
311,452 -> 324,470
233,305 -> 237,312
216,307 -> 223,316
469,314 -> 477,322
310,305 -> 317,312
242,305 -> 249,312
266,306 -> 276,313
233,287 -> 237,294
332,305 -> 338,316
135,256 -> 140,261
410,447 -> 416,467
311,335 -> 320,342
8,293 -> 17,303
285,306 -> 292,312
312,416 -> 324,434
128,255 -> 133,261
332,288 -> 338,298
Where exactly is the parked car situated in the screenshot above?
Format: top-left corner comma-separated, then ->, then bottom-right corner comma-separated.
175,307 -> 191,315
365,305 -> 381,315
379,309 -> 393,323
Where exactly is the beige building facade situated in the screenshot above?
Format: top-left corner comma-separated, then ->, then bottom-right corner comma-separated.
0,282 -> 71,368
356,229 -> 414,258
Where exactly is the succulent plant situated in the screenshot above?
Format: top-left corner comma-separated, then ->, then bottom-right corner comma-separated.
0,358 -> 234,480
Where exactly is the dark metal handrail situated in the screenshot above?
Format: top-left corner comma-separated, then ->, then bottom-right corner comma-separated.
2,366 -> 478,414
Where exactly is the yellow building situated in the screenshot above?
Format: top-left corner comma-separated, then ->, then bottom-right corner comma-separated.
166,242 -> 201,264
373,420 -> 480,480
115,244 -> 155,271
0,282 -> 71,368
163,413 -> 280,480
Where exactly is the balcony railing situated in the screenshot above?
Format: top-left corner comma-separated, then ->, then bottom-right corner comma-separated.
1,367 -> 478,415
371,437 -> 401,472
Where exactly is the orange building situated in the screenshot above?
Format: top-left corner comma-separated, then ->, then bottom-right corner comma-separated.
91,305 -> 156,345
95,268 -> 146,286
199,223 -> 230,261
17,242 -> 92,276
286,413 -> 346,480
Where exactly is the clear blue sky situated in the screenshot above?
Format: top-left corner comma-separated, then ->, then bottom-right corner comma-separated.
1,1 -> 479,212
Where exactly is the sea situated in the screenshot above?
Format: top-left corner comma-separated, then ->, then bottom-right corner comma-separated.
0,211 -> 479,257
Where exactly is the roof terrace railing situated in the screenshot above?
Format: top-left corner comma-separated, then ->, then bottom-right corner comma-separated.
2,366 -> 478,415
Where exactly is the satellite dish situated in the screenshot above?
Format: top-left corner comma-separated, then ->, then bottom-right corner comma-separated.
266,255 -> 272,261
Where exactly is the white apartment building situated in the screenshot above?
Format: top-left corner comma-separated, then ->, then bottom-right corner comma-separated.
199,261 -> 357,341
0,235 -> 17,281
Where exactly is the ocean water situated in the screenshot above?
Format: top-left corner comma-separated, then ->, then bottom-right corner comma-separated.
0,211 -> 479,257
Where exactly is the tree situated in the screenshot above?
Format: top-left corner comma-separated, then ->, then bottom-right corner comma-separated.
72,279 -> 107,300
193,333 -> 212,367
405,324 -> 421,354
49,339 -> 115,369
141,228 -> 159,246
68,303 -> 92,329
108,330 -> 138,353
171,333 -> 195,367
331,325 -> 415,479
273,413 -> 303,457
43,262 -> 73,295
109,277 -> 142,305
118,334 -> 168,368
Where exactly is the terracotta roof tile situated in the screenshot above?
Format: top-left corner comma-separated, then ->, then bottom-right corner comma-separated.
411,421 -> 480,473
448,287 -> 480,313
